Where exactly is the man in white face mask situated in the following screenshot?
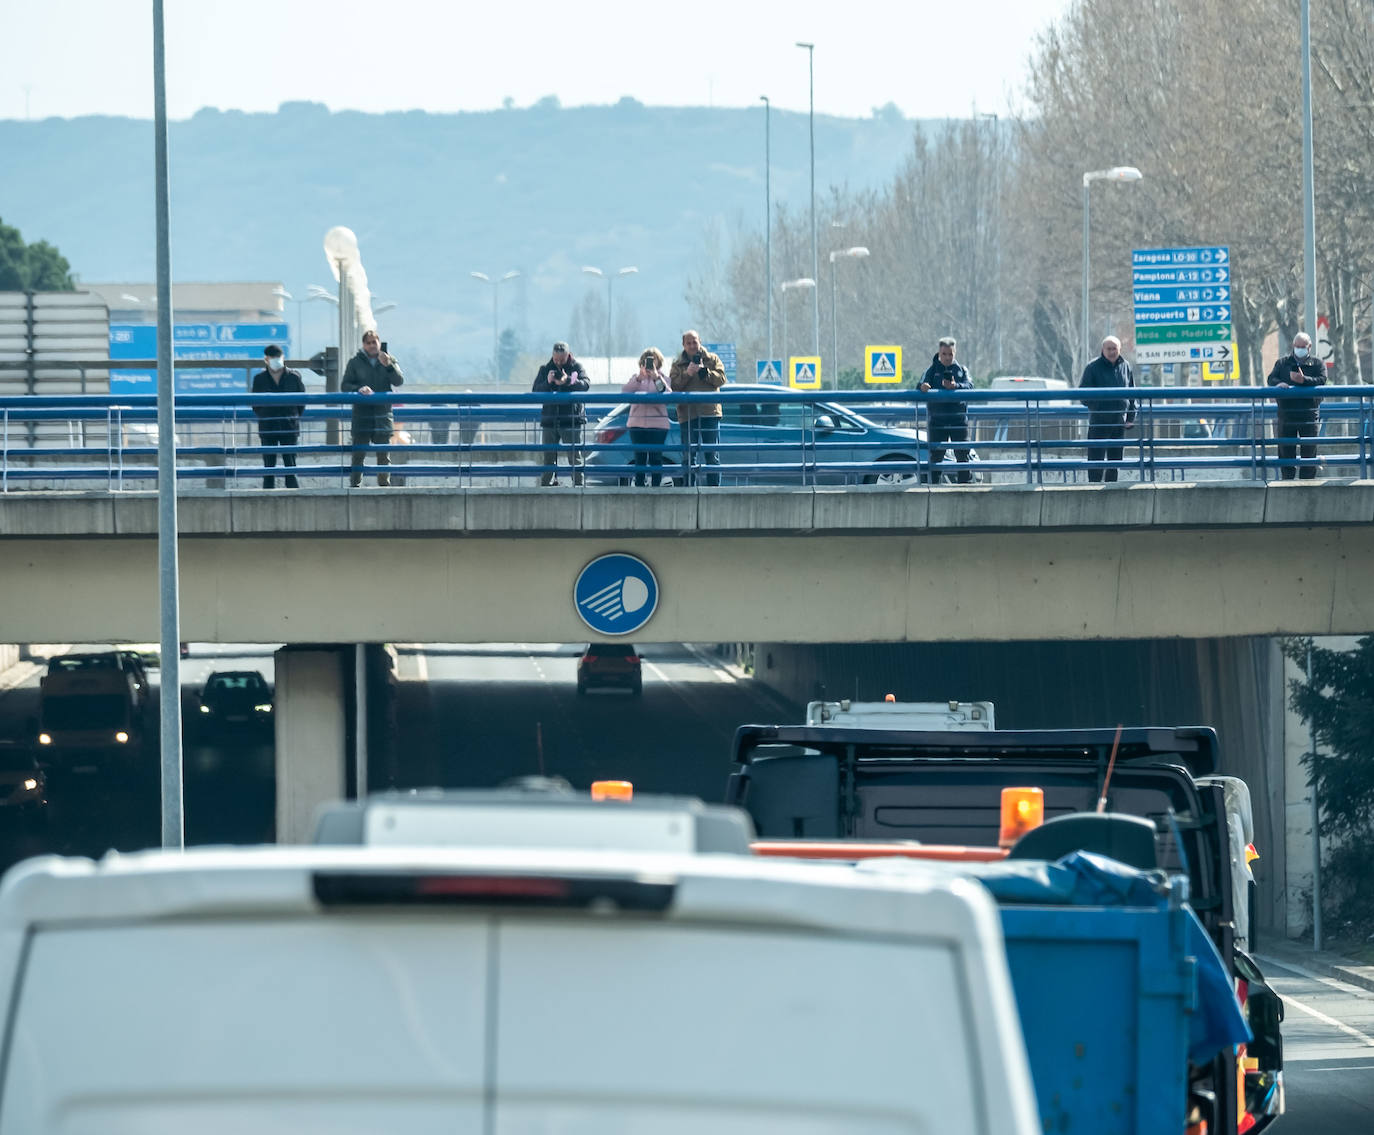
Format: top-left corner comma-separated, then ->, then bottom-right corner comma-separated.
250,344 -> 307,488
1266,331 -> 1327,480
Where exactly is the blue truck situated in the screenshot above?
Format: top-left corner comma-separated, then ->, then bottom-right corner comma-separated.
731,723 -> 1285,1134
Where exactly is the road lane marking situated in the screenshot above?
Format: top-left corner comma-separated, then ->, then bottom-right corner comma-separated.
1275,994 -> 1374,1048
1294,1063 -> 1374,1071
685,643 -> 739,682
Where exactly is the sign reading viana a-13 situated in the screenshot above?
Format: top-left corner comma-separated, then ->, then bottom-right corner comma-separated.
1132,246 -> 1233,366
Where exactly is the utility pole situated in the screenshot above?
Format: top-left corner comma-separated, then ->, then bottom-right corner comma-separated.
797,42 -> 819,355
761,95 -> 772,363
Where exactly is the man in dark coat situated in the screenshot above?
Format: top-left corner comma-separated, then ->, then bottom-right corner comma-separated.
250,344 -> 306,489
533,341 -> 589,486
340,329 -> 403,487
1078,336 -> 1137,483
919,336 -> 975,483
1266,331 -> 1327,480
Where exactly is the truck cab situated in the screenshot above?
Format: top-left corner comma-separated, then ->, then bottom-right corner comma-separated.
727,723 -> 1285,1135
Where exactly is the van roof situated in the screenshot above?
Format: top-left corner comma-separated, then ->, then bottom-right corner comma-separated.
0,845 -> 998,946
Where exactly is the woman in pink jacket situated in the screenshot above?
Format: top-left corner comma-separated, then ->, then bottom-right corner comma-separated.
621,347 -> 671,486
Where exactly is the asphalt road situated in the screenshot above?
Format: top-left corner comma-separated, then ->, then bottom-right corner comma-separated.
1253,954 -> 1374,1131
392,641 -> 799,801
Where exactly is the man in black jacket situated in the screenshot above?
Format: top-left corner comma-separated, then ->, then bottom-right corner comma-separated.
533,341 -> 589,486
1078,336 -> 1136,483
250,344 -> 306,488
1266,331 -> 1327,480
919,336 -> 974,483
340,330 -> 404,487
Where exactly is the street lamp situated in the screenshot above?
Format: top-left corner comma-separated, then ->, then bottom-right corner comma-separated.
828,246 -> 869,387
471,270 -> 521,381
796,42 -> 819,354
760,95 -> 773,364
780,277 -> 816,378
1081,165 -> 1143,371
582,265 -> 639,381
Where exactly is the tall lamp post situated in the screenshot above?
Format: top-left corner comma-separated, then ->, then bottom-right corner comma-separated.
1300,0 -> 1318,337
828,246 -> 869,387
796,42 -> 819,354
1081,165 -> 1143,371
760,94 -> 773,363
471,270 -> 521,381
780,277 -> 816,379
582,265 -> 639,381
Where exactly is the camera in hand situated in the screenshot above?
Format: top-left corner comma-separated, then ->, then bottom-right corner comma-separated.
692,353 -> 705,367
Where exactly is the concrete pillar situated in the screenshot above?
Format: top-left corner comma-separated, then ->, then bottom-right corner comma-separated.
274,646 -> 349,844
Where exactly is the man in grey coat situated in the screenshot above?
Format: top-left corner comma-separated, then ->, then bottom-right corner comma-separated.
341,329 -> 403,487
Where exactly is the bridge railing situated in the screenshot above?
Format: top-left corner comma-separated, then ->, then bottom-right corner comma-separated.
0,385 -> 1371,490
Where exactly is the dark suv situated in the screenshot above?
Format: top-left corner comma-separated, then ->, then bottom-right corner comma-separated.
576,644 -> 642,696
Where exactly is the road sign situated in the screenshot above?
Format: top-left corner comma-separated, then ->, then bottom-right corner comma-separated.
756,359 -> 784,384
1133,246 -> 1232,362
109,321 -> 291,394
789,356 -> 821,389
704,341 -> 737,382
213,322 -> 290,343
574,553 -> 659,636
1203,342 -> 1239,381
1136,341 -> 1234,366
864,345 -> 902,385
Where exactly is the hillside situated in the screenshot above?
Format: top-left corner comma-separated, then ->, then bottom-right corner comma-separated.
1,100 -> 921,378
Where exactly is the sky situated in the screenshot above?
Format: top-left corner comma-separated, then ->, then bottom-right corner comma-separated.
1,0 -> 1075,122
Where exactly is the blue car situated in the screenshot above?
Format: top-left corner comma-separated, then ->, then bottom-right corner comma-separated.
586,384 -> 926,485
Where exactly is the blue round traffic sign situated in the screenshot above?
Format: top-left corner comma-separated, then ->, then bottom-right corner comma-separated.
574,553 -> 659,636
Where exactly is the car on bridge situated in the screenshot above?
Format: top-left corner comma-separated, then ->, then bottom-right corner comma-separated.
586,383 -> 926,485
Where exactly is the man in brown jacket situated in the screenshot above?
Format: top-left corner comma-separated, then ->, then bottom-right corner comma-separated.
669,329 -> 727,486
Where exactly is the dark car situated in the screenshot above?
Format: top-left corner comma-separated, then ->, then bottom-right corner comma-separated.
197,671 -> 274,736
577,643 -> 643,696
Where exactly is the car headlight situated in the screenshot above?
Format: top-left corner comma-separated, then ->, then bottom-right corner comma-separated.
199,704 -> 211,714
114,731 -> 130,744
37,733 -> 52,746
254,704 -> 273,714
21,778 -> 38,792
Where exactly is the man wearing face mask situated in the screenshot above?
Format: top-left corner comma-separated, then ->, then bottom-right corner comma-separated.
250,344 -> 306,489
1266,331 -> 1327,480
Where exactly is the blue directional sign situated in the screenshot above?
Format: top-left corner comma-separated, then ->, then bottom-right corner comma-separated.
1132,285 -> 1231,306
574,553 -> 659,636
1132,246 -> 1232,364
1132,246 -> 1229,267
109,321 -> 292,394
704,341 -> 738,382
756,359 -> 784,383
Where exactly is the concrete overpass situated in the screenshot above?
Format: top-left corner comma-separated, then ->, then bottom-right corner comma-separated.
2,482 -> 1373,643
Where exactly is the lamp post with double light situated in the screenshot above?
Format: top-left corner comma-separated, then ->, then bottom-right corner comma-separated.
780,277 -> 816,381
796,42 -> 819,355
582,265 -> 638,381
828,247 -> 869,387
1081,165 -> 1142,371
470,270 -> 521,381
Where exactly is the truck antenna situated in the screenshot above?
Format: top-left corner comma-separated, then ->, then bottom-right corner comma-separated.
1095,724 -> 1124,813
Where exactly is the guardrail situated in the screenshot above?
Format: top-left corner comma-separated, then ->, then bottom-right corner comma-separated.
0,385 -> 1371,491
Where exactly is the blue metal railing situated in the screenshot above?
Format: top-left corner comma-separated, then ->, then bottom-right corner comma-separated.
0,386 -> 1370,491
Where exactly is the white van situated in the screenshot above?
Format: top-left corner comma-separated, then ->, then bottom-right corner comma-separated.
0,798 -> 1038,1135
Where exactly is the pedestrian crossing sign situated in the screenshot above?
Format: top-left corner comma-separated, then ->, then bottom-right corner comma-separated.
789,356 -> 822,389
865,345 -> 902,384
756,358 -> 784,384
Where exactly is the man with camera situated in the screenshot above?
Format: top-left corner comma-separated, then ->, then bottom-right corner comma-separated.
1078,335 -> 1136,483
533,341 -> 590,486
669,330 -> 727,486
919,336 -> 975,483
341,329 -> 404,488
1266,331 -> 1327,480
